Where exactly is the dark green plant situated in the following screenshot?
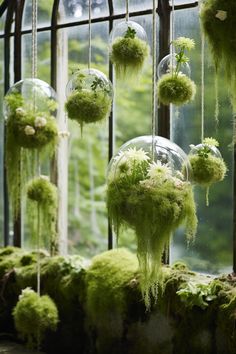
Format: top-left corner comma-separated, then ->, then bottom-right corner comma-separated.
13,287 -> 59,349
200,0 -> 236,111
110,26 -> 149,79
4,92 -> 58,221
27,176 -> 58,255
107,148 -> 197,308
157,37 -> 196,106
65,73 -> 112,130
188,138 -> 227,205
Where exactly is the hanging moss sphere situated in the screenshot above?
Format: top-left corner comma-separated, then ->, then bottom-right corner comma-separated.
27,177 -> 57,206
13,288 -> 59,348
110,37 -> 149,78
189,154 -> 226,186
65,89 -> 112,124
157,73 -> 196,106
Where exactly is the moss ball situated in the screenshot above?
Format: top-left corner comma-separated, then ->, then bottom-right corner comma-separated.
189,154 -> 227,186
65,89 -> 112,124
110,37 -> 149,78
27,177 -> 57,206
13,288 -> 59,347
7,113 -> 58,150
157,73 -> 196,106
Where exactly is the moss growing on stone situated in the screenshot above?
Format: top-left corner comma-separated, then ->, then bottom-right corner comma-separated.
157,73 -> 196,106
13,288 -> 59,349
110,35 -> 149,79
27,176 -> 58,255
65,89 -> 112,126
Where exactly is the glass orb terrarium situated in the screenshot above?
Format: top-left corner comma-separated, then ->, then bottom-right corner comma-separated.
65,68 -> 113,128
107,135 -> 197,308
157,53 -> 191,79
109,20 -> 149,79
3,78 -> 58,149
188,138 -> 227,205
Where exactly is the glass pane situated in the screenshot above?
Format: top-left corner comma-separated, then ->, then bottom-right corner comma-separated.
169,0 -> 197,5
58,0 -> 108,25
62,22 -> 109,257
22,0 -> 54,29
0,39 -> 4,246
114,14 -> 155,250
22,31 -> 51,82
114,0 -> 152,14
170,7 -> 233,274
0,5 -> 6,34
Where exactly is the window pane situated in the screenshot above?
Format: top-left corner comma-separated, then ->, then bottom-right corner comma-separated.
58,0 -> 109,25
0,6 -> 6,34
0,39 -> 4,246
114,0 -> 152,14
170,7 -> 233,274
62,21 -> 109,257
22,0 -> 54,29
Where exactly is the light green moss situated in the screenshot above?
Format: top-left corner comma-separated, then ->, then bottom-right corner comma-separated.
65,89 -> 112,126
13,288 -> 59,349
157,73 -> 196,106
110,36 -> 149,79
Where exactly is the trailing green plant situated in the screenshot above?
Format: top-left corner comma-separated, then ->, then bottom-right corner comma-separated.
157,37 -> 196,106
27,176 -> 58,255
200,0 -> 236,112
110,26 -> 149,79
188,137 -> 227,205
65,71 -> 112,130
4,92 -> 58,220
107,147 -> 197,308
13,287 -> 59,349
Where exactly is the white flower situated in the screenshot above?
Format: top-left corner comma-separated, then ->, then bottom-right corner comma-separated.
215,10 -> 227,21
39,175 -> 49,181
19,287 -> 34,300
35,116 -> 47,128
147,161 -> 172,180
58,130 -> 70,138
24,125 -> 35,136
15,107 -> 26,116
173,177 -> 185,189
125,147 -> 150,162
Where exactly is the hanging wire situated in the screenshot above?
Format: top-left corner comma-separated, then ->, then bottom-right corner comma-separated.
88,0 -> 92,70
201,31 -> 205,142
151,0 -> 157,160
170,0 -> 175,138
32,0 -> 38,79
125,0 -> 129,22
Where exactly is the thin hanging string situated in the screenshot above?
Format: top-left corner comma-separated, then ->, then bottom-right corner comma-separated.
201,30 -> 205,142
32,0 -> 38,79
170,0 -> 175,138
125,0 -> 129,22
151,0 -> 157,160
88,0 -> 92,70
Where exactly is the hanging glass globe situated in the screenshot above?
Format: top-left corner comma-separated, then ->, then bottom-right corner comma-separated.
188,138 -> 227,205
65,68 -> 113,127
157,53 -> 191,79
109,20 -> 149,79
107,135 -> 197,308
3,78 -> 58,149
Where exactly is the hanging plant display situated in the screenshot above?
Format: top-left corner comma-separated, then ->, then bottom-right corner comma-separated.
157,37 -> 196,106
200,0 -> 236,111
27,176 -> 58,255
110,20 -> 149,79
3,78 -> 58,219
107,136 -> 197,308
65,68 -> 113,129
13,287 -> 59,349
188,138 -> 227,206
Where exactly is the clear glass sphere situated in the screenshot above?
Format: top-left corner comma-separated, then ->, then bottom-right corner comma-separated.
3,78 -> 57,119
66,68 -> 113,98
157,53 -> 191,79
189,143 -> 222,159
109,20 -> 147,45
108,135 -> 191,182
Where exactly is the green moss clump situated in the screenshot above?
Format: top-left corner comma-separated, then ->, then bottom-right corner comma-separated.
189,154 -> 226,186
200,0 -> 236,110
27,177 -> 58,255
157,73 -> 196,106
110,36 -> 149,79
107,150 -> 197,308
13,288 -> 59,348
65,89 -> 112,126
